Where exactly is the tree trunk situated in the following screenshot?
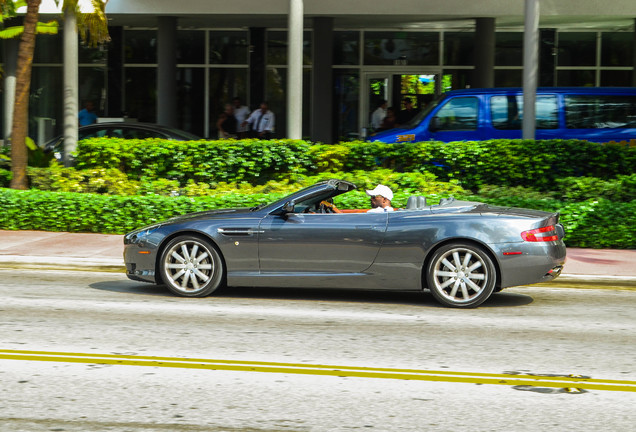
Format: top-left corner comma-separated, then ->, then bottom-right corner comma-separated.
10,0 -> 42,190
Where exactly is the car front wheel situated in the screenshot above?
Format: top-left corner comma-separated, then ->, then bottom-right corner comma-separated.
426,243 -> 496,308
159,235 -> 224,297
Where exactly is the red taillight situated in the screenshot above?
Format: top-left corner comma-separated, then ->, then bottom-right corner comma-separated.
521,225 -> 558,242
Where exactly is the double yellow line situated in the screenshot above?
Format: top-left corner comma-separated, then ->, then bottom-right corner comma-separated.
1,349 -> 635,393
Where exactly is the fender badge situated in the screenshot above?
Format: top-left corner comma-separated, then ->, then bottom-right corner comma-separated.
396,134 -> 415,142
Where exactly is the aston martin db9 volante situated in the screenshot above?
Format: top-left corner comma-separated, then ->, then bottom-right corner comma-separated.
124,180 -> 566,308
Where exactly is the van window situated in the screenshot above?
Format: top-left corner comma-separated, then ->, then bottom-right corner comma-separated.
431,97 -> 478,131
565,95 -> 636,129
490,95 -> 558,130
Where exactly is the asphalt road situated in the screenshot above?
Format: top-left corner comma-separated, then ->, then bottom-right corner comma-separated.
1,269 -> 635,431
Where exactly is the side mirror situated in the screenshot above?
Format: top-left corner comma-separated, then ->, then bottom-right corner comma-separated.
282,201 -> 295,213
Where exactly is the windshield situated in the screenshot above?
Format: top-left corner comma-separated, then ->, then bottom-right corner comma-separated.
398,93 -> 444,130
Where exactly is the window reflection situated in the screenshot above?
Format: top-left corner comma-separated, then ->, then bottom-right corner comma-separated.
364,31 -> 438,66
209,31 -> 248,65
124,30 -> 157,64
490,95 -> 558,130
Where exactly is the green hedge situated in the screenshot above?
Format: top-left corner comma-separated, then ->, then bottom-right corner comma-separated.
1,188 -> 634,248
73,138 -> 636,191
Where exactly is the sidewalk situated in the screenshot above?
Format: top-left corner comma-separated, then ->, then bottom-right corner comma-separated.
0,230 -> 635,288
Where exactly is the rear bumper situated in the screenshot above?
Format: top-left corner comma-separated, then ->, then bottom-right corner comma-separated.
496,241 -> 567,288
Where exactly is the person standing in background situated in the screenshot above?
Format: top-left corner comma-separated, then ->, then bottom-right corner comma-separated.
232,97 -> 250,138
370,99 -> 387,130
217,103 -> 237,138
78,100 -> 98,126
243,101 -> 275,139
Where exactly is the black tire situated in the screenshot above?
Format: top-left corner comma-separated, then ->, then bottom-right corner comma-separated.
159,235 -> 224,297
426,243 -> 496,308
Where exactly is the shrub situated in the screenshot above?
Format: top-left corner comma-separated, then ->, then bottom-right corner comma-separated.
71,138 -> 636,193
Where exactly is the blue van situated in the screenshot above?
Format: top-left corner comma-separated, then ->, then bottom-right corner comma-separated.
371,87 -> 636,146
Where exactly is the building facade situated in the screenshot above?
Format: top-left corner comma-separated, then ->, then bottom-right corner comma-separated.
3,0 -> 636,144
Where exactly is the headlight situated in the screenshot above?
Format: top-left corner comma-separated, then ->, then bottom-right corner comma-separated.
124,224 -> 162,245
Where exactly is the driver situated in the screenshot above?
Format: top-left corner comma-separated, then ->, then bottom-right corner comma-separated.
366,184 -> 394,213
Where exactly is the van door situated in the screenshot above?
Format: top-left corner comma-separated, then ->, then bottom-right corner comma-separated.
428,96 -> 483,141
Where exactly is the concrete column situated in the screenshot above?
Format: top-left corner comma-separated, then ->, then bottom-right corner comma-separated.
310,17 -> 334,143
522,0 -> 540,140
2,39 -> 18,144
157,16 -> 177,127
287,0 -> 303,139
63,11 -> 79,167
474,18 -> 495,88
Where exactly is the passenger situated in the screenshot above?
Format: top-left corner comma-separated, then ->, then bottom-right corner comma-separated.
366,184 -> 394,213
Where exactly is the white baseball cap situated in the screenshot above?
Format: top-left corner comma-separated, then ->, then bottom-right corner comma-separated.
365,184 -> 393,201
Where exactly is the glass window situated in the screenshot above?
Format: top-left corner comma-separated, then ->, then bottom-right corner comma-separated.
79,66 -> 106,115
209,31 -> 248,65
557,70 -> 595,86
601,32 -> 633,66
334,31 -> 359,65
177,30 -> 205,64
441,69 -> 471,91
444,32 -> 474,66
177,68 -> 205,136
267,31 -> 312,65
79,44 -> 106,64
29,66 -> 63,138
79,128 -> 108,140
334,70 -> 359,140
490,95 -> 558,130
109,127 -> 163,139
364,31 -> 438,66
124,30 -> 157,64
600,70 -> 633,87
494,69 -> 522,87
495,32 -> 522,66
565,95 -> 636,129
124,67 -> 156,122
557,32 -> 596,66
264,68 -> 312,137
432,97 -> 479,131
34,35 -> 61,63
209,68 -> 248,138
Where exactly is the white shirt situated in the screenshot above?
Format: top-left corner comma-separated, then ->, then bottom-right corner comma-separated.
233,105 -> 250,132
371,107 -> 387,129
246,109 -> 275,133
367,206 -> 394,213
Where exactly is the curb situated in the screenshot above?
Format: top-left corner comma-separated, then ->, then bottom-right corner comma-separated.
1,256 -> 636,289
0,256 -> 125,273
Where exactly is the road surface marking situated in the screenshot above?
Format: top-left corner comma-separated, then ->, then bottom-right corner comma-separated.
1,349 -> 634,393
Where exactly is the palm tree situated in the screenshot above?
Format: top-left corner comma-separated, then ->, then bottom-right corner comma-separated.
8,0 -> 41,189
0,0 -> 109,189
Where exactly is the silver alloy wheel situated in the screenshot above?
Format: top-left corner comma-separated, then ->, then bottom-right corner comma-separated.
427,244 -> 496,307
160,236 -> 223,297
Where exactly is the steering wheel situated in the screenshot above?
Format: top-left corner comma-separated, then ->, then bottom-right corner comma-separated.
319,200 -> 341,213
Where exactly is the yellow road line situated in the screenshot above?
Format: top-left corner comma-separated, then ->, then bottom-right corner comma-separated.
1,349 -> 634,393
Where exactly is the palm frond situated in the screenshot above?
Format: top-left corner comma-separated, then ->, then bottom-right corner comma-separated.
36,20 -> 59,35
0,25 -> 23,39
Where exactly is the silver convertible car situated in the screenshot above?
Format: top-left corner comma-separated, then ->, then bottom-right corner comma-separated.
124,179 -> 566,308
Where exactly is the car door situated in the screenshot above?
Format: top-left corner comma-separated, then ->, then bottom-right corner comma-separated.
257,212 -> 388,273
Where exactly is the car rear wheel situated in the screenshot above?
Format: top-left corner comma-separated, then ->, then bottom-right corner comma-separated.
159,235 -> 224,297
426,243 -> 496,308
